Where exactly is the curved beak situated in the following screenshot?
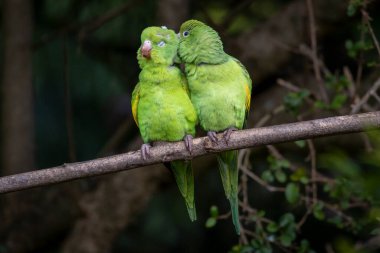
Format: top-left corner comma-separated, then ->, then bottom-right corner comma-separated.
141,40 -> 152,59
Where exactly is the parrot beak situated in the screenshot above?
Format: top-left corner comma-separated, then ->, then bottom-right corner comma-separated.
141,40 -> 152,59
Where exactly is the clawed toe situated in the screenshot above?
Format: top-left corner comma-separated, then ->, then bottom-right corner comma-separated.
207,131 -> 218,143
184,134 -> 193,153
141,143 -> 151,160
223,127 -> 237,144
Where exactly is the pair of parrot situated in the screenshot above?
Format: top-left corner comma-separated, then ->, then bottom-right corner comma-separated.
131,20 -> 252,235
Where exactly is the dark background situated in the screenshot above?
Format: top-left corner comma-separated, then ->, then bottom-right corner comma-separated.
1,0 -> 380,252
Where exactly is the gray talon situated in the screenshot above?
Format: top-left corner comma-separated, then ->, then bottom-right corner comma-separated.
184,135 -> 193,153
207,131 -> 218,143
141,143 -> 151,160
223,127 -> 237,144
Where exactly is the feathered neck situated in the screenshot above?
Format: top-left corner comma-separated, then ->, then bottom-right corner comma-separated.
180,28 -> 228,65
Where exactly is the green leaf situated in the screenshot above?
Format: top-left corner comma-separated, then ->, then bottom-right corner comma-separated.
210,205 -> 219,217
295,140 -> 306,148
277,159 -> 290,169
298,240 -> 315,253
279,213 -> 295,227
283,89 -> 310,114
268,155 -> 290,171
257,210 -> 266,217
314,100 -> 328,109
290,168 -> 307,182
285,183 -> 300,204
275,170 -> 287,183
328,216 -> 344,228
330,94 -> 347,110
261,170 -> 274,183
347,4 -> 357,16
371,228 -> 380,235
313,202 -> 325,220
279,233 -> 294,247
205,217 -> 217,228
300,176 -> 309,184
266,222 -> 278,233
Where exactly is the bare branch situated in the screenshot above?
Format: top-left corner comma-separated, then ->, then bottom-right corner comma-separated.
0,112 -> 379,194
306,0 -> 329,102
306,139 -> 317,203
351,78 -> 380,114
362,9 -> 380,59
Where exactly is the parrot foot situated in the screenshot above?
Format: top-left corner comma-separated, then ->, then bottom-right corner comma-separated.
140,143 -> 152,160
207,131 -> 218,143
183,135 -> 193,154
223,127 -> 238,144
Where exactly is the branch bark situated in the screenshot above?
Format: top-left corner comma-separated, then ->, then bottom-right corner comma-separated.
1,0 -> 34,175
0,111 -> 379,194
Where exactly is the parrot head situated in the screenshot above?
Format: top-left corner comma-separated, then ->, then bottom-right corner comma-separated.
178,19 -> 226,65
137,26 -> 179,68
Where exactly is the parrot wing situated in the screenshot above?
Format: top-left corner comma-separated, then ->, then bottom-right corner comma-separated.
131,82 -> 141,127
231,57 -> 252,124
180,72 -> 191,96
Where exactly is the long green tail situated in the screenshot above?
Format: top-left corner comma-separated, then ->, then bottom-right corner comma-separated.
170,160 -> 197,222
217,150 -> 240,234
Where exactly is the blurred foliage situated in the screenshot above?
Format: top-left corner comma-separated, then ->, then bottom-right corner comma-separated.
0,0 -> 380,252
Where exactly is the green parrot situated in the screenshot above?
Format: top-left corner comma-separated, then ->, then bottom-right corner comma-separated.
177,20 -> 252,234
131,26 -> 198,221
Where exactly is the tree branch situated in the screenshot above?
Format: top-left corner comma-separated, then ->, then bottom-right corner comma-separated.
0,112 -> 379,194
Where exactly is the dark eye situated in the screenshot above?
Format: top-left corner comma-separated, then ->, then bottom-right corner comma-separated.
183,31 -> 189,37
158,41 -> 166,47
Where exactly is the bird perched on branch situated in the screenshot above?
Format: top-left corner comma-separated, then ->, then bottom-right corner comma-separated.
178,20 -> 252,234
131,26 -> 198,221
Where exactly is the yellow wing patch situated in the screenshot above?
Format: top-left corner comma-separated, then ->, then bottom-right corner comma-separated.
132,92 -> 139,127
244,83 -> 251,114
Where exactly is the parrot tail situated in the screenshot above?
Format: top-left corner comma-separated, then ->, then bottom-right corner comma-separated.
217,150 -> 240,235
170,160 -> 197,222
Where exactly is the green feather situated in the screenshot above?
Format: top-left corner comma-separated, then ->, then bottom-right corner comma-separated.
170,160 -> 197,221
178,20 -> 252,234
132,26 -> 198,222
217,151 -> 240,234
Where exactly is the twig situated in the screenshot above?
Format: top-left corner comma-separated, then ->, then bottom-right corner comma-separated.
221,0 -> 255,28
255,104 -> 285,128
239,226 -> 249,245
63,38 -> 77,162
326,244 -> 336,253
277,78 -> 302,92
35,0 -> 143,48
0,112 -> 379,194
277,78 -> 316,103
217,211 -> 232,220
360,132 -> 374,152
238,150 -> 250,210
371,90 -> 380,103
306,139 -> 317,203
78,0 -> 143,42
241,167 -> 286,193
355,10 -> 367,90
306,0 -> 329,103
343,66 -> 356,99
351,78 -> 380,114
296,206 -> 313,230
97,118 -> 135,157
299,44 -> 331,77
362,9 -> 380,59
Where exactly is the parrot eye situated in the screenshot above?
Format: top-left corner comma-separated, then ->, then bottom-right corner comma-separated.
183,31 -> 189,37
158,41 -> 166,47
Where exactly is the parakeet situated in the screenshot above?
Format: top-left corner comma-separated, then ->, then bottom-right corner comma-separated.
131,26 -> 198,221
178,20 -> 252,234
